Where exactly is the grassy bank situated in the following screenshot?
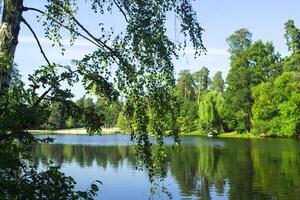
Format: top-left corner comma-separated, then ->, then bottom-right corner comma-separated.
179,130 -> 264,138
179,130 -> 205,136
30,128 -> 266,139
218,132 -> 262,138
29,127 -> 123,135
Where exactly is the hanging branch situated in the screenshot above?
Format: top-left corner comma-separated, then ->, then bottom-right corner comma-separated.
21,17 -> 51,66
22,6 -> 124,66
22,7 -> 104,50
32,69 -> 79,109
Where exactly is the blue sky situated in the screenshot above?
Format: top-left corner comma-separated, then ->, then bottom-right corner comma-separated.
12,0 -> 300,97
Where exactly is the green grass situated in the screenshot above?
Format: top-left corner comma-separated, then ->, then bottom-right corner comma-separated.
218,132 -> 262,138
179,130 -> 264,138
179,130 -> 206,136
30,128 -> 267,139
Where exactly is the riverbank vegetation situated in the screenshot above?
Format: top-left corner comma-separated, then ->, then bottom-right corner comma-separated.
39,20 -> 300,138
122,20 -> 299,138
175,21 -> 300,138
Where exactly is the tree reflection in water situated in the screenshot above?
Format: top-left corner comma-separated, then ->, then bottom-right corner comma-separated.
31,136 -> 300,200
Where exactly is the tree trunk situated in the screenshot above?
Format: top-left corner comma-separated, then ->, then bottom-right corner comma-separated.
0,0 -> 23,96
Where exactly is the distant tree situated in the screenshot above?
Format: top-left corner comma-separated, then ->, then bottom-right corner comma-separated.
226,28 -> 252,55
193,67 -> 210,103
45,103 -> 63,129
224,29 -> 280,133
283,51 -> 300,72
11,66 -> 22,87
193,67 -> 210,91
210,71 -> 224,93
117,110 -> 130,132
176,70 -> 195,101
284,20 -> 300,54
252,72 -> 300,137
199,91 -> 225,134
175,70 -> 198,133
176,100 -> 198,133
246,40 -> 281,84
83,97 -> 95,109
224,28 -> 253,132
65,117 -> 75,128
96,98 -> 120,127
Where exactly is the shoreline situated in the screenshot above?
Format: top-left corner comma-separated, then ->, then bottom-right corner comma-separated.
29,128 -> 124,135
29,128 -> 290,139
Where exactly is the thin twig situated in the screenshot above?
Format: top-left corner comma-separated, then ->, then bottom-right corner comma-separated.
23,6 -> 126,67
112,0 -> 129,23
21,17 -> 51,66
71,16 -> 121,60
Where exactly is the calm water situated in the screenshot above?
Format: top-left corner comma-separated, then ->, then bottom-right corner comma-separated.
32,135 -> 300,200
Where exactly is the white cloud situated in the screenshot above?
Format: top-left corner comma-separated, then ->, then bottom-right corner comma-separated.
18,36 -> 94,47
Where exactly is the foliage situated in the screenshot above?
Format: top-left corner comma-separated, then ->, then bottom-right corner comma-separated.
193,67 -> 210,92
176,100 -> 198,133
198,91 -> 225,134
210,71 -> 224,93
44,103 -> 64,129
11,66 -> 22,87
65,117 -> 75,128
252,72 -> 300,137
96,97 -> 121,127
175,70 -> 195,101
284,19 -> 300,53
224,29 -> 280,133
174,70 -> 198,133
226,28 -> 252,55
117,109 -> 130,132
246,40 -> 281,84
0,142 -> 100,200
193,67 -> 210,103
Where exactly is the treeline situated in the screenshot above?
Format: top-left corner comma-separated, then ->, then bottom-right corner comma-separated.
172,19 -> 300,137
39,97 -> 121,129
42,20 -> 300,137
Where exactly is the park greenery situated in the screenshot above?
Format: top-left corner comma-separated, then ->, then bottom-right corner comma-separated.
43,20 -> 300,138
130,20 -> 299,138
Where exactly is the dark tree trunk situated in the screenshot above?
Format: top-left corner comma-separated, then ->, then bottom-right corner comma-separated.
0,0 -> 23,95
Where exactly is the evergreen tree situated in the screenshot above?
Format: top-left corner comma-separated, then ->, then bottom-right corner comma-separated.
176,70 -> 195,101
175,70 -> 198,133
224,28 -> 253,132
193,67 -> 210,103
224,29 -> 280,133
284,20 -> 300,54
210,71 -> 224,93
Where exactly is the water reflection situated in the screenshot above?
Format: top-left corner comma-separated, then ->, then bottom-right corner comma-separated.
31,136 -> 300,200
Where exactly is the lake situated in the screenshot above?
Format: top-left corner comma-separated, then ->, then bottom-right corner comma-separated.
32,135 -> 300,200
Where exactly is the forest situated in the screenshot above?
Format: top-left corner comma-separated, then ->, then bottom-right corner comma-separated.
42,20 -> 300,138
